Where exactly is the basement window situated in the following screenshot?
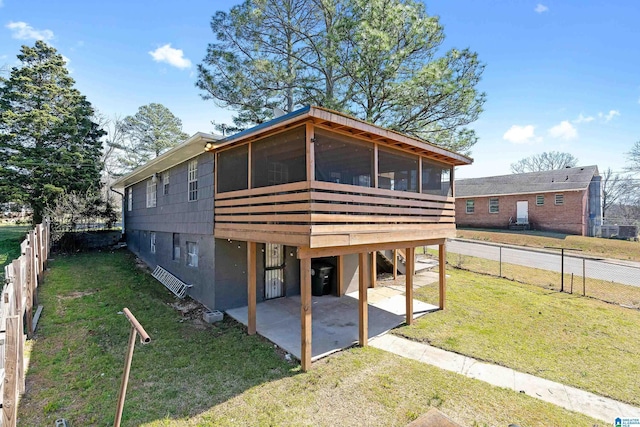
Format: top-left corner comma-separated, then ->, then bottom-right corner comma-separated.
466,199 -> 475,214
150,232 -> 156,254
186,241 -> 199,267
555,194 -> 564,205
489,198 -> 499,213
536,195 -> 544,206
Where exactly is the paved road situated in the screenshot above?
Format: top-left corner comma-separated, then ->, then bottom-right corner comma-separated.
446,239 -> 640,287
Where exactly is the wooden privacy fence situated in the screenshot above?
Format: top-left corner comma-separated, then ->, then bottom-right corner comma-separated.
1,223 -> 49,427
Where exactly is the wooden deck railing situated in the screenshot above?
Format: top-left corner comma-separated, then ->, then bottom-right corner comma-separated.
1,223 -> 49,427
214,181 -> 455,247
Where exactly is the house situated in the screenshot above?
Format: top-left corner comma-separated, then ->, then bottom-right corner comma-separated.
454,166 -> 602,236
112,105 -> 472,370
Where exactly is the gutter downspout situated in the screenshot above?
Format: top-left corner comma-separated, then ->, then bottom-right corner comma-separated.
110,187 -> 125,237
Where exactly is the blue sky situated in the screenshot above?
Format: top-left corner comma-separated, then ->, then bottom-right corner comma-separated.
1,0 -> 638,178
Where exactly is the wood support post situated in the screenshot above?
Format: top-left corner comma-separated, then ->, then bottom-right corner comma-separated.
336,255 -> 344,296
300,257 -> 312,371
393,249 -> 398,280
3,316 -> 19,427
370,251 -> 376,288
439,243 -> 446,310
247,242 -> 257,335
405,247 -> 415,325
358,252 -> 368,346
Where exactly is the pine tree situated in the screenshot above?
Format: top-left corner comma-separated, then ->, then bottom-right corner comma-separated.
0,41 -> 104,223
111,103 -> 189,172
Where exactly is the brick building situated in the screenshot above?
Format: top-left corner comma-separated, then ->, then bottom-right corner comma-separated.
455,166 -> 602,236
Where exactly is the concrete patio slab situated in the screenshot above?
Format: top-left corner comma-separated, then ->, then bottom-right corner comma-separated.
226,291 -> 437,361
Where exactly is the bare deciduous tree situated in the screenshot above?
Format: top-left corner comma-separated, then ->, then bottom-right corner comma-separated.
510,151 -> 578,173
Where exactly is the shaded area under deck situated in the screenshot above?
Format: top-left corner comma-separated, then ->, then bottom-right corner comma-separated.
227,272 -> 439,361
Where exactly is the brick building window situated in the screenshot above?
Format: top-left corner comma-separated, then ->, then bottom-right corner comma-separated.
146,180 -> 157,208
536,195 -> 544,206
188,160 -> 198,201
555,194 -> 564,205
489,198 -> 499,213
466,199 -> 475,214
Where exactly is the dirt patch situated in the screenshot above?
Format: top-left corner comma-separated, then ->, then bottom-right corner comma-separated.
58,289 -> 98,300
169,298 -> 209,329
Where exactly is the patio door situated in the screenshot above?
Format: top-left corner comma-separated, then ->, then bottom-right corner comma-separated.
264,243 -> 285,299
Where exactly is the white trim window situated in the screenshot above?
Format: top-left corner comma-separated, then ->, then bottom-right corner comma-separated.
163,172 -> 170,195
188,160 -> 198,201
466,199 -> 475,214
555,194 -> 564,205
146,180 -> 157,208
489,197 -> 499,213
150,232 -> 156,254
186,241 -> 199,267
127,187 -> 132,211
536,195 -> 544,206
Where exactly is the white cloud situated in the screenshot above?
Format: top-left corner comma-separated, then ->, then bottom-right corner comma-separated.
598,110 -> 620,122
503,125 -> 537,144
548,121 -> 578,140
534,4 -> 549,13
149,44 -> 191,69
6,21 -> 54,41
573,113 -> 594,124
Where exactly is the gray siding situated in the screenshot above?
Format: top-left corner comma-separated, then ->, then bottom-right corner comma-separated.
125,152 -> 214,235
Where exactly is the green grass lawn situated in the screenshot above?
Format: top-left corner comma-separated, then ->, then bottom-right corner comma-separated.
0,224 -> 30,279
395,268 -> 640,406
457,228 -> 640,262
19,250 -> 600,426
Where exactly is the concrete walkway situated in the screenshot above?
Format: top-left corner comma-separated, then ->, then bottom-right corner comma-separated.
371,334 -> 640,423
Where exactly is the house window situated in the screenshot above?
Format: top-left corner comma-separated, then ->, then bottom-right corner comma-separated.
146,180 -> 157,208
555,194 -> 564,205
466,199 -> 475,214
536,195 -> 544,206
163,172 -> 170,195
173,233 -> 180,261
150,232 -> 156,254
188,160 -> 198,201
127,188 -> 132,211
489,198 -> 499,213
186,241 -> 198,267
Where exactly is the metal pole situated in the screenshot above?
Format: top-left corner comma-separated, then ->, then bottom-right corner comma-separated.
560,249 -> 564,292
583,258 -> 586,296
114,308 -> 151,427
499,246 -> 502,277
570,273 -> 574,294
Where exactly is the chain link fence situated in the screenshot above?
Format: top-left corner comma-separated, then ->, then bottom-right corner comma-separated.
442,240 -> 640,310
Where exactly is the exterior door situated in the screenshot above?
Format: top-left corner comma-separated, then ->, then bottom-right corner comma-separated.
264,243 -> 285,299
516,201 -> 529,224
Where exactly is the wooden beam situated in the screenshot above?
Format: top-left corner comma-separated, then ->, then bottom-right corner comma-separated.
393,249 -> 398,280
370,251 -> 376,288
306,123 -> 315,182
358,253 -> 368,346
337,255 -> 344,296
247,242 -> 257,335
300,257 -> 312,371
247,142 -> 252,189
405,247 -> 415,325
439,243 -> 446,310
297,238 -> 446,259
373,143 -> 379,189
